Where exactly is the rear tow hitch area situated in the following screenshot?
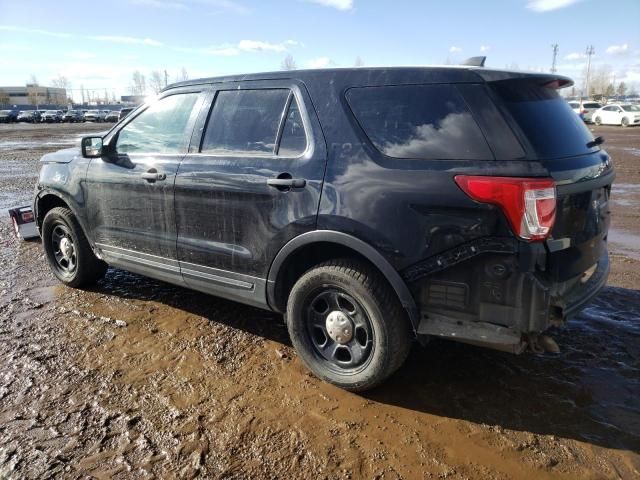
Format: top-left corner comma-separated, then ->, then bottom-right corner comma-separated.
525,333 -> 560,354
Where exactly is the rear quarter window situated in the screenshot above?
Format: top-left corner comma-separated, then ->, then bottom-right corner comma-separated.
491,80 -> 597,160
346,84 -> 493,160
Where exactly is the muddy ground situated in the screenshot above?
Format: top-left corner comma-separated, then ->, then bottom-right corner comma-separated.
0,122 -> 638,479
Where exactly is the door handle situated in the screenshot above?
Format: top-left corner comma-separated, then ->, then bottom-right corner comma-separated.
141,169 -> 166,182
267,178 -> 306,189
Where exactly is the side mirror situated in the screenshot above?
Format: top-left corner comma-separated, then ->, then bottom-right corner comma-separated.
81,136 -> 103,158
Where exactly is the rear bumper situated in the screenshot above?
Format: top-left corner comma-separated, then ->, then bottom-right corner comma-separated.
551,251 -> 609,318
410,239 -> 609,353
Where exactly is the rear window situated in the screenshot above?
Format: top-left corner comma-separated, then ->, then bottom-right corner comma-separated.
346,84 -> 493,160
491,80 -> 598,159
583,102 -> 601,108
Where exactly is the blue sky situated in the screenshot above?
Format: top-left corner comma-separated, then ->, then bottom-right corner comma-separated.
1,0 -> 639,101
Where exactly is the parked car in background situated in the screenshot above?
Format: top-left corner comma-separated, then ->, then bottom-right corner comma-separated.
567,101 -> 602,123
62,110 -> 84,123
118,107 -> 134,121
17,110 -> 42,123
105,111 -> 120,122
34,65 -> 613,391
593,104 -> 640,127
0,109 -> 19,123
581,102 -> 602,123
41,110 -> 63,123
83,110 -> 106,122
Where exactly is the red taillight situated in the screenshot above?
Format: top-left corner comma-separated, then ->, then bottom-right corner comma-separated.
454,176 -> 556,241
21,211 -> 34,222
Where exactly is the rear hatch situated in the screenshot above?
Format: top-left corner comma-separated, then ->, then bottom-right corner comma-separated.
489,78 -> 613,282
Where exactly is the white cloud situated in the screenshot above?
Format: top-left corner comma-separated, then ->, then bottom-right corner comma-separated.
201,46 -> 240,56
480,45 -> 490,53
238,40 -> 288,52
130,0 -> 250,14
449,46 -> 462,54
307,0 -> 353,10
565,52 -> 586,61
526,0 -> 581,12
175,39 -> 301,56
91,35 -> 163,47
0,25 -> 71,38
606,44 -> 629,55
67,51 -> 96,60
131,0 -> 187,9
307,57 -> 333,68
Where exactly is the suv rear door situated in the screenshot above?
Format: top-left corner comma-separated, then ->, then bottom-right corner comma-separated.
174,80 -> 327,307
86,88 -> 204,283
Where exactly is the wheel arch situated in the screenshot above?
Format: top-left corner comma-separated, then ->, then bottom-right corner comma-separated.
267,230 -> 419,331
35,190 -> 93,244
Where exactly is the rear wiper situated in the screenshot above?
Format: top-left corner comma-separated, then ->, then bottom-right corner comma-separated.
586,136 -> 604,148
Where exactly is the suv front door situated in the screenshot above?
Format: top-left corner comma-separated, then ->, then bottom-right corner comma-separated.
174,81 -> 327,307
85,89 -> 204,283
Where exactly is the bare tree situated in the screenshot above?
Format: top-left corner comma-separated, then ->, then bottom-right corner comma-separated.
175,67 -> 189,83
130,71 -> 147,95
149,70 -> 164,94
617,81 -> 627,98
27,74 -> 39,107
354,56 -> 364,67
281,54 -> 297,71
0,90 -> 10,107
80,84 -> 86,104
51,75 -> 71,90
583,64 -> 612,97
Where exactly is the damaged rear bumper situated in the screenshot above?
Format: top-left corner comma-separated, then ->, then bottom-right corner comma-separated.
406,237 -> 609,353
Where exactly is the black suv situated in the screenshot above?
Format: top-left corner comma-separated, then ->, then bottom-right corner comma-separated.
34,65 -> 613,391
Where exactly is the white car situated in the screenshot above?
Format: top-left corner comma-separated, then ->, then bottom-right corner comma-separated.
83,109 -> 107,122
567,100 -> 602,123
593,104 -> 640,127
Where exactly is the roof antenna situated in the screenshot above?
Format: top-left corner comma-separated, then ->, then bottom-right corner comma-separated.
462,56 -> 486,67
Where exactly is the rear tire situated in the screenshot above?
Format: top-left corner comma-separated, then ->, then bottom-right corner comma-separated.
286,259 -> 412,391
621,117 -> 629,127
42,207 -> 107,288
594,116 -> 602,126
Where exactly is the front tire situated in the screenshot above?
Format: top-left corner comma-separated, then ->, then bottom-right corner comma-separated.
286,259 -> 412,391
42,207 -> 107,288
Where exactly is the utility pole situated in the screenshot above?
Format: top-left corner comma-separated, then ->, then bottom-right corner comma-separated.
164,69 -> 168,88
584,45 -> 595,99
550,43 -> 559,73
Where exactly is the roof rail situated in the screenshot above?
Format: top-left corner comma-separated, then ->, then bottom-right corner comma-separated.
462,56 -> 486,67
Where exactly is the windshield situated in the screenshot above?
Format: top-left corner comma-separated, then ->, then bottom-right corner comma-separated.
621,104 -> 640,112
491,79 -> 598,159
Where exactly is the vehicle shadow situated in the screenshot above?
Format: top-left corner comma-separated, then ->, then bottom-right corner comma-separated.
92,268 -> 640,452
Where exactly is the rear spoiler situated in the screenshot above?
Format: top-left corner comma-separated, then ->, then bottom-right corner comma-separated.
472,69 -> 574,88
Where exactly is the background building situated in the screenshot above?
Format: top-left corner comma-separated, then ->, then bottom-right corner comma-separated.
0,85 -> 67,108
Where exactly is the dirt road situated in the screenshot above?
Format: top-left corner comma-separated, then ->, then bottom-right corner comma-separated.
0,122 -> 638,479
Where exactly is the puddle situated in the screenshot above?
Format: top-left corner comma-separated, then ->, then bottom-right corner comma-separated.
608,228 -> 640,260
0,133 -> 96,151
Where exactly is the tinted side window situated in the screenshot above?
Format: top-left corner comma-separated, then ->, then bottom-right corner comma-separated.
201,89 -> 289,155
116,93 -> 198,154
346,84 -> 492,160
491,80 -> 597,159
278,96 -> 307,156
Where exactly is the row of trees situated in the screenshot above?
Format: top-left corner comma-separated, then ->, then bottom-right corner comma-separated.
280,55 -> 365,71
584,64 -> 637,98
130,67 -> 190,95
